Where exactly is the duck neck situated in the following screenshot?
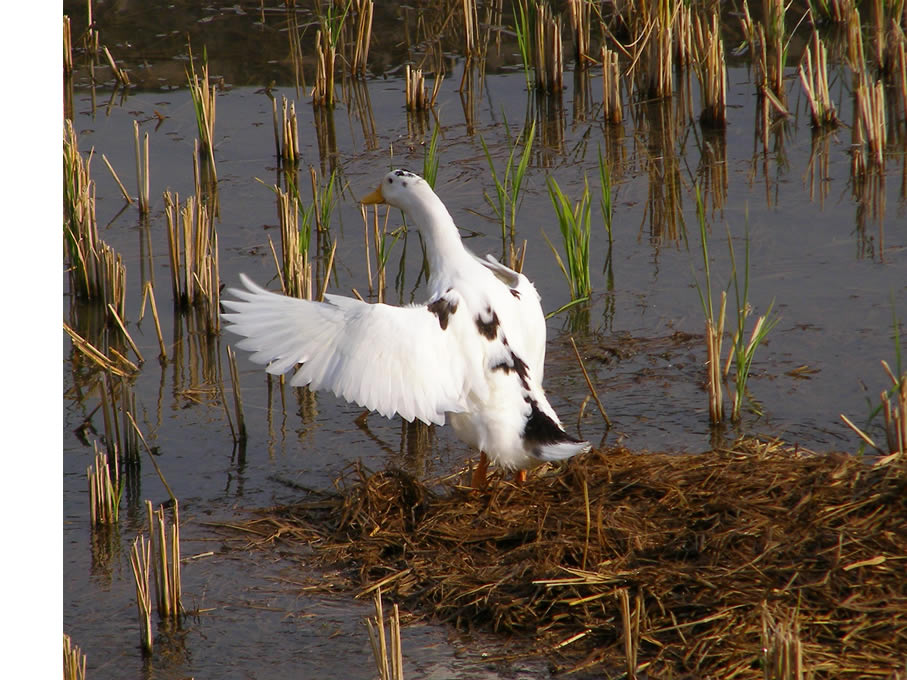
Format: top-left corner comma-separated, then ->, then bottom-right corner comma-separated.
407,193 -> 470,284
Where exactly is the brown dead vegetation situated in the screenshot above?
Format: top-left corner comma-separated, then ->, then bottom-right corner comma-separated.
227,439 -> 906,678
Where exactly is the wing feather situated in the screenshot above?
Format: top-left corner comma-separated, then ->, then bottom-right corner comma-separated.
222,275 -> 480,426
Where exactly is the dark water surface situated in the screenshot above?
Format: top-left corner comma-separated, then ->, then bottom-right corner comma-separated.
63,2 -> 905,678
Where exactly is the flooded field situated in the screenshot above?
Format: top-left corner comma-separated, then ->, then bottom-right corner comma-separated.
62,1 -> 905,678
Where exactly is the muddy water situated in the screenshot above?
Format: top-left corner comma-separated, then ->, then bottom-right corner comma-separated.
63,2 -> 905,678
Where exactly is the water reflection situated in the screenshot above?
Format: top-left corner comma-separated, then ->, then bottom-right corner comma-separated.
346,77 -> 379,151
535,90 -> 566,163
806,129 -> 833,208
641,99 -> 684,244
696,127 -> 728,217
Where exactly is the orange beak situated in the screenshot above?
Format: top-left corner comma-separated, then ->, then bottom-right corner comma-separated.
360,184 -> 385,205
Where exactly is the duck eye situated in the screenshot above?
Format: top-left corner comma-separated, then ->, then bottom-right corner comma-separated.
387,177 -> 393,184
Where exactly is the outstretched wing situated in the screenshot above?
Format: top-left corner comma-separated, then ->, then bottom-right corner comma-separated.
221,275 -> 484,426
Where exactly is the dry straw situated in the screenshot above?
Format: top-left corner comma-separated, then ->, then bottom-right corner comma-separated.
63,322 -> 138,377
139,281 -> 167,360
601,47 -> 623,123
674,2 -> 694,69
225,345 -> 247,444
566,0 -> 591,65
312,29 -> 336,107
706,292 -> 727,423
227,439 -> 907,677
532,1 -> 564,93
129,534 -> 153,654
647,0 -> 674,99
799,31 -> 838,129
63,120 -> 127,318
462,0 -> 479,59
133,120 -> 151,213
63,15 -> 72,75
365,588 -> 404,680
103,45 -> 130,86
274,182 -> 312,299
351,0 -> 373,76
63,634 -> 87,680
760,605 -> 804,680
98,372 -> 139,464
163,189 -> 220,332
855,71 -> 887,167
692,11 -> 727,128
101,153 -> 134,205
85,0 -> 99,57
845,5 -> 865,70
840,359 -> 906,456
740,2 -> 788,126
569,336 -> 611,428
896,35 -> 907,125
147,500 -> 182,624
273,96 -> 301,163
88,443 -> 120,527
404,65 -> 443,111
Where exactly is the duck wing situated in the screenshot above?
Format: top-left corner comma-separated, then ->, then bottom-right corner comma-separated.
222,274 -> 486,426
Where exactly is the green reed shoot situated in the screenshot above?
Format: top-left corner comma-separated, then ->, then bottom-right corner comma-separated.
692,185 -> 726,424
310,165 -> 340,233
724,219 -> 779,422
422,123 -> 441,189
598,145 -> 613,245
362,203 -> 403,303
375,215 -> 403,304
186,43 -> 217,177
545,175 -> 592,301
695,190 -> 779,423
480,118 -> 535,245
513,0 -> 534,89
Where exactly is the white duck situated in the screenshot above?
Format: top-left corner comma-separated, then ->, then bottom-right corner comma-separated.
222,169 -> 590,485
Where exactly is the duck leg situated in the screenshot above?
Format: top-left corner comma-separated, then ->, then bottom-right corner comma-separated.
513,469 -> 527,484
471,451 -> 490,488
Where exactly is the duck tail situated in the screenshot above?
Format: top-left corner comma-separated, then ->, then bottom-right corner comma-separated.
536,438 -> 592,462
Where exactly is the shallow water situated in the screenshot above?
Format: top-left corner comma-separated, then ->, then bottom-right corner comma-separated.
63,2 -> 905,678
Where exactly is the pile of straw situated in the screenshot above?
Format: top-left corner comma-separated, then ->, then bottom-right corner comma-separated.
235,439 -> 906,677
